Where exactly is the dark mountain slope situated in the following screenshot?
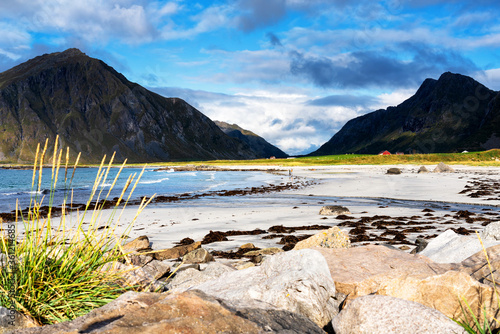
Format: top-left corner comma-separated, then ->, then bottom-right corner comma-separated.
214,121 -> 288,158
0,48 -> 258,163
311,72 -> 500,155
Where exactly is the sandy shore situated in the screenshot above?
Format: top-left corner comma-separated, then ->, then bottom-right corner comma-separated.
56,164 -> 500,254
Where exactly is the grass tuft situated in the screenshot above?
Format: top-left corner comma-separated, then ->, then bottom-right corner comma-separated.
454,232 -> 500,333
0,137 -> 154,325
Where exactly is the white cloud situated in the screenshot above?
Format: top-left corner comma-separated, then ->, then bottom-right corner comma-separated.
375,88 -> 416,108
208,49 -> 291,84
150,82 -> 421,155
0,0 -> 159,45
161,5 -> 232,40
0,22 -> 31,59
475,68 -> 500,91
153,86 -> 366,155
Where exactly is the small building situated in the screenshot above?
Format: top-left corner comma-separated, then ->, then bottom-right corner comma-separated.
269,156 -> 276,159
395,152 -> 404,155
378,150 -> 391,155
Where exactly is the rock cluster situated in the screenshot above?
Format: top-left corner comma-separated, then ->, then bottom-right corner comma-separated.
5,223 -> 500,333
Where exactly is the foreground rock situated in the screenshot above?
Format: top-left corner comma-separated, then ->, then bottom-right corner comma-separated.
167,262 -> 236,291
481,221 -> 500,240
183,248 -> 214,264
191,249 -> 338,328
419,229 -> 500,263
316,245 -> 499,328
433,162 -> 455,173
122,235 -> 151,253
153,241 -> 201,260
12,290 -> 324,334
319,205 -> 350,216
315,245 -> 458,297
0,307 -> 39,333
102,261 -> 166,292
371,270 -> 499,328
462,244 -> 500,287
293,227 -> 350,250
332,295 -> 466,334
243,247 -> 283,256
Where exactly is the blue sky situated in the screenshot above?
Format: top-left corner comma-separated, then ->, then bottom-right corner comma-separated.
1,0 -> 500,155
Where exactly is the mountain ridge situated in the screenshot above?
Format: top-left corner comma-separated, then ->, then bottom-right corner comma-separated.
0,48 -> 260,163
310,72 -> 500,155
214,121 -> 288,158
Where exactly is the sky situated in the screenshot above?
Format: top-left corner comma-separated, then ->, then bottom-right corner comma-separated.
1,0 -> 500,155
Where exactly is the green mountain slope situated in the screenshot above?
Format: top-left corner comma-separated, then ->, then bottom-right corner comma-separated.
0,48 -> 258,163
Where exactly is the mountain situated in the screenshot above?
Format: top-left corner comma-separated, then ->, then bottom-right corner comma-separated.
214,121 -> 288,158
0,48 -> 259,163
311,72 -> 500,155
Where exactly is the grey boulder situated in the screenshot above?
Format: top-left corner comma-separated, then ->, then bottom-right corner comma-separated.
420,229 -> 500,263
191,249 -> 338,328
332,295 -> 466,334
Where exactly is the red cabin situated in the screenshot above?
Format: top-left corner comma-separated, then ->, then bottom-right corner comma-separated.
378,150 -> 391,155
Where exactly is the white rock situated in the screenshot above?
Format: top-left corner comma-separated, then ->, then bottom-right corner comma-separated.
0,306 -> 39,332
168,262 -> 236,290
191,249 -> 337,328
420,229 -> 500,263
481,222 -> 500,241
332,295 -> 466,334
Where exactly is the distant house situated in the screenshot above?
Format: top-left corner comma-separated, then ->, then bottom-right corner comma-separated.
269,156 -> 276,159
396,152 -> 404,155
378,150 -> 391,155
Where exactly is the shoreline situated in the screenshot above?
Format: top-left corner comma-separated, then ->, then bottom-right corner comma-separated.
45,163 -> 500,257
6,163 -> 500,258
0,171 -> 311,222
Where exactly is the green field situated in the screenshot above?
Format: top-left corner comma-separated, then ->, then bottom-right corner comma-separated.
129,149 -> 500,167
2,149 -> 500,168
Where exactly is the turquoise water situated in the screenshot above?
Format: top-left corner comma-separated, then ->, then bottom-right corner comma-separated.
0,167 -> 285,212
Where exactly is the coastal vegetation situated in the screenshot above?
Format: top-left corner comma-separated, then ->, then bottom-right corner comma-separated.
2,150 -> 500,169
0,137 -> 153,325
121,149 -> 500,168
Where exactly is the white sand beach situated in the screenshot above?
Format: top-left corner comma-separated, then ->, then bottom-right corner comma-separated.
56,164 -> 500,253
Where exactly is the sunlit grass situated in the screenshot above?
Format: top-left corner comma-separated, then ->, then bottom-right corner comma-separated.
123,149 -> 500,167
454,232 -> 500,333
0,136 -> 154,325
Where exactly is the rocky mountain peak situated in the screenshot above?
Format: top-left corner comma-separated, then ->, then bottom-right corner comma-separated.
0,49 -> 260,163
311,72 -> 500,155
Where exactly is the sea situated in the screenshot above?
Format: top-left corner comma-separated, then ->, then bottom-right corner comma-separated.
0,167 -> 286,213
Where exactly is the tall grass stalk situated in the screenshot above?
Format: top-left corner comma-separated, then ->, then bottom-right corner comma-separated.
0,137 -> 154,325
455,232 -> 500,333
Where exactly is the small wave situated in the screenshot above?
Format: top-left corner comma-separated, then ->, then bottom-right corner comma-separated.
28,189 -> 50,195
181,172 -> 197,177
1,191 -> 22,196
203,181 -> 227,192
140,177 -> 170,185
